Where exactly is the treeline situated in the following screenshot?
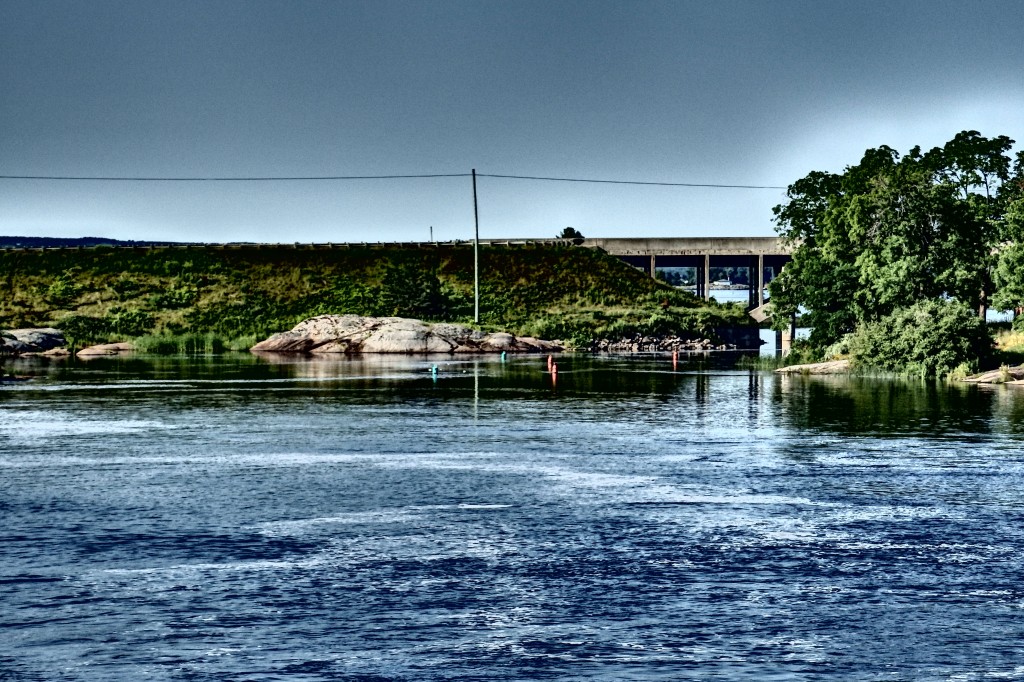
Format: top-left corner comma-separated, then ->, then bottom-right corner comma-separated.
0,243 -> 752,349
0,236 -> 185,248
769,130 -> 1024,376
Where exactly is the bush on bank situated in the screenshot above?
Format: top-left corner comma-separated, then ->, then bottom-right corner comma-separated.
845,299 -> 992,377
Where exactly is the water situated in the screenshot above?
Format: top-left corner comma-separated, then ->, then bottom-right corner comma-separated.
3,353 -> 1024,681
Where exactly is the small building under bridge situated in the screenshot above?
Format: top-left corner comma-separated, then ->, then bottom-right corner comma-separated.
580,237 -> 793,321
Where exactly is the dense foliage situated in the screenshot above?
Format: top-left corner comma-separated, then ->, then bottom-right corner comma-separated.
845,299 -> 992,378
0,243 -> 751,348
768,130 -> 1024,374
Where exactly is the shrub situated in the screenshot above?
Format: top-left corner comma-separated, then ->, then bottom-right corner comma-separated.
56,314 -> 108,347
46,272 -> 82,306
105,308 -> 155,338
846,299 -> 992,377
110,275 -> 144,300
378,261 -> 446,319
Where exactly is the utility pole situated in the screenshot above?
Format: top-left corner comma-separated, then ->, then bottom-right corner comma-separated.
472,169 -> 480,324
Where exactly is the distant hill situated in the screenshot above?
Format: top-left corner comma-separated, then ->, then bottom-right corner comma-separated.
0,236 -> 188,248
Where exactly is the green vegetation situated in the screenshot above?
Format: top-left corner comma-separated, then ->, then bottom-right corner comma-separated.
0,243 -> 751,351
844,299 -> 992,378
768,130 -> 1024,376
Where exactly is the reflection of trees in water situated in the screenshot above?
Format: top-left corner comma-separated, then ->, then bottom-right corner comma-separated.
991,387 -> 1024,435
774,375 -> 1000,436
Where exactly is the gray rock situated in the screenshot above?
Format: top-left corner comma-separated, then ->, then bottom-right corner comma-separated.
0,327 -> 66,354
252,315 -> 561,354
774,359 -> 852,375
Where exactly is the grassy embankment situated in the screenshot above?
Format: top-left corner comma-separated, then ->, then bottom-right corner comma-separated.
0,243 -> 752,352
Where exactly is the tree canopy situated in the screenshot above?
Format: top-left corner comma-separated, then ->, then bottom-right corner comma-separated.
768,131 -> 1023,347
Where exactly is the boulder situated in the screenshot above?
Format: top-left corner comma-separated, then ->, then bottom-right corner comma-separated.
77,342 -> 136,357
252,315 -> 562,354
963,364 -> 1024,384
775,359 -> 852,375
0,327 -> 66,354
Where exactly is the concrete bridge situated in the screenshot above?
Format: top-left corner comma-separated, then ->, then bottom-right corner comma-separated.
581,237 -> 792,315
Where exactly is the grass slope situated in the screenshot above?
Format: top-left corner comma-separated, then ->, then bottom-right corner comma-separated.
0,243 -> 752,349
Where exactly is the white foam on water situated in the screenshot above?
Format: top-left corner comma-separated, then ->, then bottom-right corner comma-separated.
660,493 -> 826,505
827,504 -> 965,523
0,409 -> 170,443
534,466 -> 657,488
254,509 -> 424,535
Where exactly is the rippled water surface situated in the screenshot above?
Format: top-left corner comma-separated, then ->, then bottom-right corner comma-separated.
3,353 -> 1024,681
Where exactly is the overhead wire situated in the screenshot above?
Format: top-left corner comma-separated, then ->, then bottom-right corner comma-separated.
0,173 -> 471,181
0,171 -> 785,189
475,173 -> 785,190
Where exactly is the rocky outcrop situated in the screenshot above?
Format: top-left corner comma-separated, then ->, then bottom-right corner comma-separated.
77,342 -> 136,357
251,315 -> 562,354
0,328 -> 66,355
775,359 -> 852,375
963,364 -> 1024,385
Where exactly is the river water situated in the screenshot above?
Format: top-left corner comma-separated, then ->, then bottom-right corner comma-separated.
2,353 -> 1024,681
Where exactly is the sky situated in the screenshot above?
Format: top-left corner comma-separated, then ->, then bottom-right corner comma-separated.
1,0 -> 1022,243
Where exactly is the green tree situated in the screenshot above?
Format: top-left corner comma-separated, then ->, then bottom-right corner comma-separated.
557,227 -> 584,241
769,131 -> 1015,348
992,152 -> 1024,322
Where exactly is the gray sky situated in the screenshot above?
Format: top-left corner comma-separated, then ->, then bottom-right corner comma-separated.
1,0 -> 1022,243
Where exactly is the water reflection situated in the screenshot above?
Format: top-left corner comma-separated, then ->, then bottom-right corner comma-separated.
774,374 -> 1001,436
5,353 -> 1022,438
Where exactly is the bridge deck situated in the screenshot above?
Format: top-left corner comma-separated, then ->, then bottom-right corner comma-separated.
581,236 -> 791,256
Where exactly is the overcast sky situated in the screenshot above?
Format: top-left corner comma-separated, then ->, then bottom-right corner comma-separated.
1,0 -> 1022,243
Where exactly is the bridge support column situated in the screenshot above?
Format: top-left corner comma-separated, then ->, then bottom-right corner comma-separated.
703,254 -> 711,302
775,315 -> 797,357
759,254 -> 765,305
747,255 -> 762,308
650,254 -> 657,280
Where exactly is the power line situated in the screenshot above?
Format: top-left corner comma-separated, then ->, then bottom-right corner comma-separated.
0,173 -> 471,181
476,173 -> 785,190
0,171 -> 785,189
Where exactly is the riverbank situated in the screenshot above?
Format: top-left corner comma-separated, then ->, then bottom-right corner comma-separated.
0,242 -> 757,351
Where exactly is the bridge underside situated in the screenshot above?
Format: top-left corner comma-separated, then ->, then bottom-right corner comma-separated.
582,237 -> 793,308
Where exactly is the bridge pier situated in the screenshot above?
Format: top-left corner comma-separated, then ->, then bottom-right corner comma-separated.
775,315 -> 797,357
702,255 -> 711,302
749,254 -> 765,308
